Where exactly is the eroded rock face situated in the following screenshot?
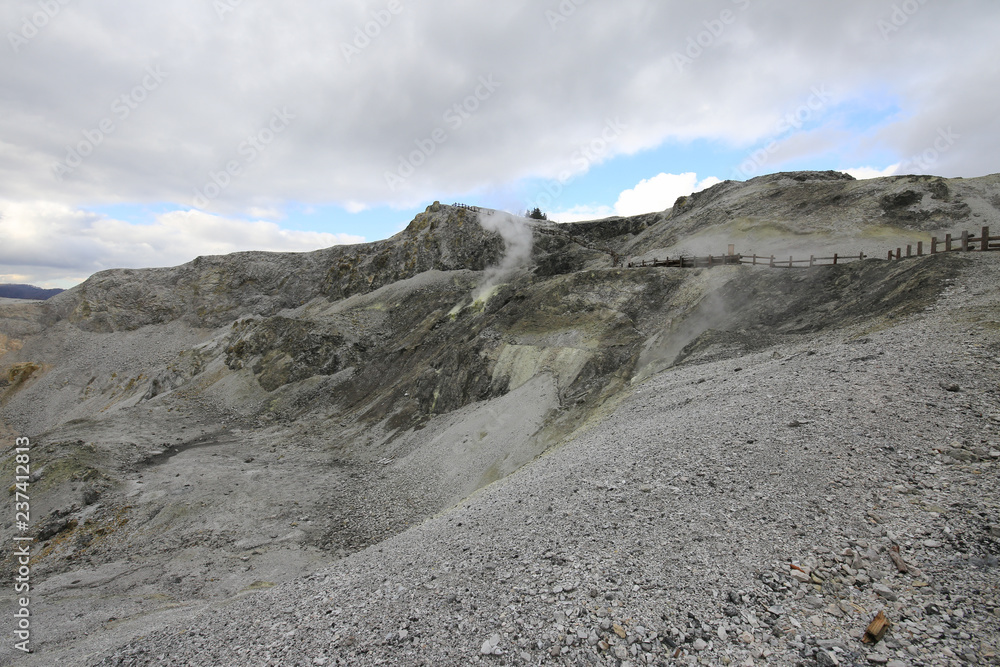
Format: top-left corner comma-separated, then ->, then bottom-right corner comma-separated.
40,204 -> 508,333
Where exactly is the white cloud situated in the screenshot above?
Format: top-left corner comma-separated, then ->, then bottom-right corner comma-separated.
549,205 -> 614,223
245,206 -> 285,220
548,172 -> 722,223
0,200 -> 363,288
613,173 -> 722,217
343,201 -> 370,214
843,164 -> 901,180
1,2 -> 996,212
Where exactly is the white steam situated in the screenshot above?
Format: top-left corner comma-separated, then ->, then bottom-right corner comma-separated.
473,211 -> 533,302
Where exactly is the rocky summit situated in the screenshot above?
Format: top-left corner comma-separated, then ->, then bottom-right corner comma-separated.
2,171 -> 1000,666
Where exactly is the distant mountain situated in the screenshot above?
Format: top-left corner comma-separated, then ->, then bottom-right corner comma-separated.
0,283 -> 64,300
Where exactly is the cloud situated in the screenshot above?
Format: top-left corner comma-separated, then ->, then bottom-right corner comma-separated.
844,164 -> 900,180
0,2 -> 996,211
550,173 -> 721,222
343,201 -> 370,214
0,200 -> 363,288
614,173 -> 722,217
245,206 -> 285,221
549,205 -> 615,223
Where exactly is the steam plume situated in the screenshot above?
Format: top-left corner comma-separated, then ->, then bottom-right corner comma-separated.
473,211 -> 533,302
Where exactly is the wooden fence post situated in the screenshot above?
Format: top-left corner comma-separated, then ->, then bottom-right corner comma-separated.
961,231 -> 969,252
906,245 -> 912,257
896,248 -> 902,260
834,253 -> 839,265
931,237 -> 938,254
809,255 -> 815,267
945,234 -> 952,251
917,241 -> 923,256
984,227 -> 992,251
769,255 -> 775,268
887,250 -> 893,260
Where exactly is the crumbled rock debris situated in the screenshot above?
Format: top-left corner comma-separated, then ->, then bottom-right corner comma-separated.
88,253 -> 1000,666
1,175 -> 998,666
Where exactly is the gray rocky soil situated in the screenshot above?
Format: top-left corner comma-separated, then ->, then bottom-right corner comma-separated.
1,171 -> 999,666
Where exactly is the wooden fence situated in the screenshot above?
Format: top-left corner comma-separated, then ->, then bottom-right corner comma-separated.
628,254 -> 742,268
627,225 -> 999,271
453,203 -> 481,213
742,253 -> 867,268
886,226 -> 1000,260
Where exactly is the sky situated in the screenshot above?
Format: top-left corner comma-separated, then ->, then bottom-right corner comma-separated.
1,1 -> 998,288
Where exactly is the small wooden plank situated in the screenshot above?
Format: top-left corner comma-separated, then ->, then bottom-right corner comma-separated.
862,610 -> 891,645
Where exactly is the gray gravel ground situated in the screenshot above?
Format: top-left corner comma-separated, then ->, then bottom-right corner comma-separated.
88,252 -> 1000,666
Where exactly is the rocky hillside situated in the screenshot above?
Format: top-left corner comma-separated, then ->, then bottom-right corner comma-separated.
0,171 -> 999,666
618,171 -> 1000,261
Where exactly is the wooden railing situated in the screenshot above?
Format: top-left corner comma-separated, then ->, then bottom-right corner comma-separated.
628,225 -> 998,271
628,254 -> 742,268
742,253 -> 866,268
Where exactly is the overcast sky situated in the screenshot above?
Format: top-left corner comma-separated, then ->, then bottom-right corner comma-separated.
2,1 -> 998,288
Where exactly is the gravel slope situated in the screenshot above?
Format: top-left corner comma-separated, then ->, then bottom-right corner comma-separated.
89,252 -> 1000,666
